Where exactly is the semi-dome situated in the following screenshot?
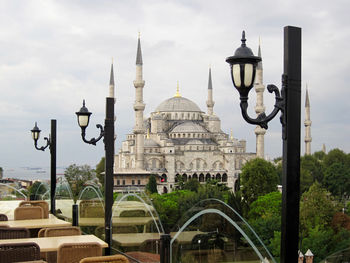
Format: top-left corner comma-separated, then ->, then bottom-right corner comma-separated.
171,122 -> 207,133
155,96 -> 202,113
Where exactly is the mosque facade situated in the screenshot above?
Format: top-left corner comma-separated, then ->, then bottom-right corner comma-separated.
113,37 -> 264,193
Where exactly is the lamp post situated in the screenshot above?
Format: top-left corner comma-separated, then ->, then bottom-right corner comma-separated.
76,98 -> 114,255
226,26 -> 301,263
31,119 -> 57,215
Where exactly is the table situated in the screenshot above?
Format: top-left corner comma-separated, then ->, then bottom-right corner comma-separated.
113,233 -> 160,247
112,231 -> 203,247
0,235 -> 108,252
79,217 -> 155,227
0,217 -> 71,229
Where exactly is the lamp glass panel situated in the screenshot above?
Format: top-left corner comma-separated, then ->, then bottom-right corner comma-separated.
244,64 -> 253,87
32,131 -> 39,140
78,115 -> 89,128
232,64 -> 241,88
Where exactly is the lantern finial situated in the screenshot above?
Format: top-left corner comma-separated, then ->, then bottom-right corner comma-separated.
241,31 -> 246,47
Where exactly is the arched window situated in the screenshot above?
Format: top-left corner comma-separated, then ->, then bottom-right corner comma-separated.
183,174 -> 188,182
199,173 -> 204,182
175,174 -> 180,183
216,173 -> 221,181
222,173 -> 228,182
193,173 -> 198,180
205,173 -> 211,181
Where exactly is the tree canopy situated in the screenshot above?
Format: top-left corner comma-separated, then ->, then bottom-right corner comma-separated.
64,164 -> 97,203
240,158 -> 279,206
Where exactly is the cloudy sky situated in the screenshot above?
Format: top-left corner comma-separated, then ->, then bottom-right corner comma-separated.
1,0 -> 349,179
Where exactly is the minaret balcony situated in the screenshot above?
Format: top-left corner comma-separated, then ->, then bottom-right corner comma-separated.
133,80 -> 145,87
304,120 -> 312,126
134,103 -> 145,111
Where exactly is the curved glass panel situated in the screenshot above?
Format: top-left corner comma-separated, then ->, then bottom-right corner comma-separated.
78,180 -> 105,235
0,183 -> 27,220
110,188 -> 164,263
55,176 -> 74,222
170,199 -> 276,263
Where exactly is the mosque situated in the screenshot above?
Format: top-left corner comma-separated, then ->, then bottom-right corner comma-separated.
112,36 -> 312,193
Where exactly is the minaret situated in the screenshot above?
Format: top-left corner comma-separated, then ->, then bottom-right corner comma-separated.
304,86 -> 312,155
206,67 -> 215,115
133,34 -> 145,169
109,61 -> 115,98
254,40 -> 266,158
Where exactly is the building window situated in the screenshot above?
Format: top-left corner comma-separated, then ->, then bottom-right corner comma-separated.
138,180 -> 141,185
117,180 -> 120,185
132,180 -> 135,185
122,180 -> 125,185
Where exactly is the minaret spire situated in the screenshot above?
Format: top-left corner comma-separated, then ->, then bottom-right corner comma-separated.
136,33 -> 143,65
304,85 -> 312,155
109,60 -> 115,98
133,34 -> 146,170
254,41 -> 266,158
206,67 -> 215,115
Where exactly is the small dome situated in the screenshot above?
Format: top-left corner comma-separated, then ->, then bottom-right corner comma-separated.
155,96 -> 202,113
144,138 -> 160,148
171,122 -> 207,133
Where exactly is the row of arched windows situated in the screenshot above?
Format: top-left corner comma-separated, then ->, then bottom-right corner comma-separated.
175,173 -> 228,183
170,133 -> 209,139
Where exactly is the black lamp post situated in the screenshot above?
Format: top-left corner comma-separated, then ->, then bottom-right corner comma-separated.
226,26 -> 301,263
31,120 -> 57,215
76,98 -> 114,255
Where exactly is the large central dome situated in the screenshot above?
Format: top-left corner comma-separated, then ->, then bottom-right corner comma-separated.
155,96 -> 202,112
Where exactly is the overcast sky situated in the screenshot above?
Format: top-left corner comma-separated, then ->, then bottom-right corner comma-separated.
1,0 -> 349,179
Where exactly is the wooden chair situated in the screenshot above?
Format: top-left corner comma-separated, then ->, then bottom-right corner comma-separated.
14,206 -> 44,220
80,254 -> 129,263
0,213 -> 8,221
41,226 -> 81,263
57,242 -> 102,263
0,242 -> 40,263
20,201 -> 49,219
0,227 -> 30,239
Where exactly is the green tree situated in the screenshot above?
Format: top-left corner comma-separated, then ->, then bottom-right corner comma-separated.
247,192 -> 282,250
323,148 -> 350,168
301,154 -> 324,184
96,157 -> 105,189
323,162 -> 350,199
183,178 -> 200,192
313,150 -> 326,161
300,182 -> 340,237
301,226 -> 334,263
64,164 -> 96,203
146,175 -> 158,194
240,158 -> 279,206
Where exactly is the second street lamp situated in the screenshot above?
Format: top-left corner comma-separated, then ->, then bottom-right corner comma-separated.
30,120 -> 57,215
226,26 -> 302,263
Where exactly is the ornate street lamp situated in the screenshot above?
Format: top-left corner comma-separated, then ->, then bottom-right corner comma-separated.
30,120 -> 57,215
31,122 -> 50,151
75,100 -> 104,145
75,97 -> 114,255
226,31 -> 284,130
226,27 -> 302,263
